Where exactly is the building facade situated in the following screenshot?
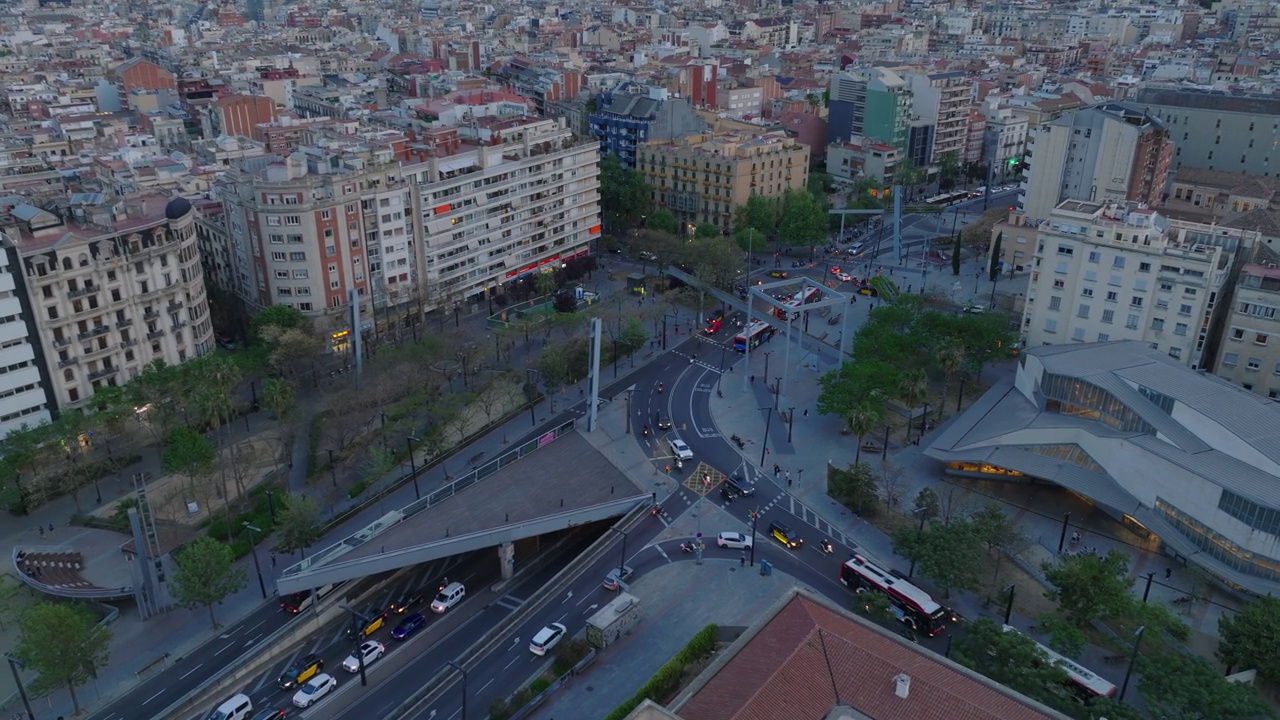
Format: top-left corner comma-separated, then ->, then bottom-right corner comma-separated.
588,89 -> 705,168
827,67 -> 912,153
1020,200 -> 1247,368
636,131 -> 809,231
906,71 -> 969,166
1020,103 -> 1175,224
5,195 -> 213,409
826,139 -> 900,183
0,234 -> 53,437
926,341 -> 1280,597
1132,87 -> 1280,177
1212,262 -> 1280,398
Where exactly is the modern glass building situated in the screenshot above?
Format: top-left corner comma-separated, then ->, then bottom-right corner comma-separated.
925,340 -> 1280,595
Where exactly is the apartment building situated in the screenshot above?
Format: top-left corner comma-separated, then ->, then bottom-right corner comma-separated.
1213,262 -> 1280,398
983,103 -> 1029,182
906,71 -> 969,166
1021,103 -> 1175,224
3,194 -> 213,409
826,139 -> 900,183
0,235 -> 53,436
1021,200 -> 1247,368
589,87 -> 705,168
636,130 -> 809,231
1131,87 -> 1280,176
827,68 -> 912,154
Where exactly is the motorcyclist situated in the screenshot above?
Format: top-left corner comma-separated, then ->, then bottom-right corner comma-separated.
642,424 -> 650,436
657,382 -> 664,393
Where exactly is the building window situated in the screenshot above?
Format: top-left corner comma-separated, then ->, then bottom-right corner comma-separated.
1077,304 -> 1090,319
292,269 -> 308,279
1126,314 -> 1139,329
1113,256 -> 1126,269
1257,334 -> 1269,346
1224,353 -> 1239,366
1081,288 -> 1093,298
1106,291 -> 1118,302
289,252 -> 306,262
271,252 -> 286,261
1072,327 -> 1086,341
1160,282 -> 1173,292
1049,296 -> 1062,311
1179,304 -> 1193,316
1131,297 -> 1143,308
1152,318 -> 1164,331
1248,357 -> 1262,370
1053,279 -> 1065,289
1097,333 -> 1109,341
1232,328 -> 1245,340
269,234 -> 284,244
1101,309 -> 1114,324
284,215 -> 301,225
1169,347 -> 1182,359
1057,244 -> 1074,256
1087,250 -> 1100,263
1139,262 -> 1151,273
1174,323 -> 1188,336
321,209 -> 332,220
1044,319 -> 1058,333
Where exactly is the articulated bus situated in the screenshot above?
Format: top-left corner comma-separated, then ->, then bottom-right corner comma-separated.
1001,625 -> 1118,701
773,287 -> 823,320
732,321 -> 776,352
925,191 -> 970,206
839,554 -> 949,636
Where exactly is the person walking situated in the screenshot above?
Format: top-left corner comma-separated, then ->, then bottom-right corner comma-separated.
785,471 -> 792,487
740,552 -> 746,567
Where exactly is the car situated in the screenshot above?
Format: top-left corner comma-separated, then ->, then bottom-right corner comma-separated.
602,565 -> 634,590
829,266 -> 842,275
850,242 -> 865,253
667,438 -> 693,460
767,270 -> 789,278
720,475 -> 755,500
716,531 -> 754,549
389,588 -> 426,614
277,653 -> 324,690
529,623 -> 568,655
838,273 -> 853,282
962,304 -> 985,314
655,410 -> 672,430
249,711 -> 286,720
345,610 -> 386,640
342,641 -> 385,673
292,673 -> 337,708
391,613 -> 427,640
768,521 -> 804,549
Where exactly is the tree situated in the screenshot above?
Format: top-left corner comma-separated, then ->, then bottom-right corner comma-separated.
734,195 -> 779,235
845,401 -> 883,464
1041,550 -> 1135,627
162,425 -> 215,478
1217,595 -> 1280,679
1139,649 -> 1276,720
646,209 -> 680,235
733,227 -> 767,254
15,602 -> 111,715
988,231 -> 1003,282
950,618 -> 1072,711
169,536 -> 247,629
618,317 -> 648,356
894,158 -> 925,199
259,324 -> 324,383
693,222 -> 720,238
935,341 -> 965,404
250,304 -> 309,343
827,462 -> 879,516
854,586 -> 894,624
776,189 -> 828,251
898,368 -> 928,411
938,151 -> 961,183
276,494 -> 324,558
633,229 -> 683,271
534,271 -> 558,298
892,518 -> 985,597
951,232 -> 962,275
598,153 -> 651,232
261,378 -> 296,420
969,502 -> 1025,582
685,235 -> 744,290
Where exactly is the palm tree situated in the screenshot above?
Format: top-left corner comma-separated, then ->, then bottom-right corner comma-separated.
846,401 -> 885,464
261,378 -> 296,420
534,271 -> 557,299
898,369 -> 928,410
935,341 -> 966,408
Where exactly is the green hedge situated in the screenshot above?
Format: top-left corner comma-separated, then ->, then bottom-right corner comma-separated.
603,624 -> 717,720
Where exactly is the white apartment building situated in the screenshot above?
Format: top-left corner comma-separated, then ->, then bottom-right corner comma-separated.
1021,200 -> 1249,368
5,194 -> 214,409
982,102 -> 1029,181
0,236 -> 53,437
906,71 -> 970,166
1213,263 -> 1280,399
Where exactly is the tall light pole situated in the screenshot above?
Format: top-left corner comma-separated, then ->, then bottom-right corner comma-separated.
608,527 -> 628,575
446,660 -> 468,720
1120,625 -> 1146,702
6,654 -> 34,720
242,522 -> 267,599
758,406 -> 774,467
748,509 -> 760,567
907,507 -> 928,578
407,436 -> 421,500
787,406 -> 796,443
327,449 -> 338,488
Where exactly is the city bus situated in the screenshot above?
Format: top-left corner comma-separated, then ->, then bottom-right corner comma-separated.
1001,625 -> 1117,701
925,191 -> 970,206
839,554 -> 949,636
774,287 -> 822,320
732,321 -> 776,352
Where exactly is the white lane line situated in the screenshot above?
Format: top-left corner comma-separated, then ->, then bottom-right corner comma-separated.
557,613 -> 568,624
141,690 -> 164,705
178,663 -> 203,681
479,677 -> 495,693
245,619 -> 265,634
214,643 -> 233,656
504,655 -> 520,670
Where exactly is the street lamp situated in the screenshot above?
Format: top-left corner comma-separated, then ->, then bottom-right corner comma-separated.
882,424 -> 891,461
787,406 -> 796,443
407,436 -> 422,500
747,509 -> 760,567
608,527 -> 628,578
1120,625 -> 1146,702
907,506 -> 928,578
758,406 -> 774,467
1002,584 -> 1015,625
446,660 -> 468,720
327,449 -> 338,488
918,402 -> 930,442
242,523 -> 267,599
6,654 -> 34,720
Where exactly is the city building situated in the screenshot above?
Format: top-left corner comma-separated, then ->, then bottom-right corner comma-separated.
827,68 -> 912,154
1019,200 -> 1251,368
212,94 -> 279,140
636,131 -> 809,231
906,71 -> 969,166
1132,87 -> 1280,177
1211,262 -> 1280,398
925,341 -> 1280,597
1020,103 -> 1175,224
2,194 -> 213,409
589,87 -> 705,168
983,102 -> 1030,185
1161,167 -> 1278,224
826,138 -> 900,184
0,234 -> 54,437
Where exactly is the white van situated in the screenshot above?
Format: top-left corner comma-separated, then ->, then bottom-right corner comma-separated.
430,582 -> 466,613
207,693 -> 253,720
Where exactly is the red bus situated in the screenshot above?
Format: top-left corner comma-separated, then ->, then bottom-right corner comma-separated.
774,287 -> 822,319
732,321 -> 775,352
840,554 -> 948,636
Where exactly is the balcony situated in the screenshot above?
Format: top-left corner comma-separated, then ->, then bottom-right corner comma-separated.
116,318 -> 133,330
142,310 -> 160,322
88,367 -> 119,381
76,325 -> 109,341
171,322 -> 187,332
53,336 -> 70,348
146,329 -> 164,341
67,285 -> 97,300
120,339 -> 137,349
166,300 -> 184,313
57,357 -> 78,368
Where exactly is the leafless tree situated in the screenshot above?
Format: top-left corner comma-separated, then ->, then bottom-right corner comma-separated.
224,441 -> 260,506
878,462 -> 908,512
937,485 -> 975,526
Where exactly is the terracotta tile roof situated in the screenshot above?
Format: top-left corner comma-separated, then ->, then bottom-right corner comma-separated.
676,592 -> 1066,720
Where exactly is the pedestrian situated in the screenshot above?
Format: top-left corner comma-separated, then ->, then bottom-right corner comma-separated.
37,526 -> 43,539
47,523 -> 52,534
740,552 -> 746,567
773,463 -> 780,475
786,471 -> 792,487
270,551 -> 276,568
1165,567 -> 1172,579
750,374 -> 755,383
803,408 -> 809,419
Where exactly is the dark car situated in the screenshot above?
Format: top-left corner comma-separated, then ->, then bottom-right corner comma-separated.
392,613 -> 427,640
277,653 -> 324,690
389,589 -> 426,614
768,521 -> 804,549
250,711 -> 287,720
720,475 -> 756,500
655,410 -> 672,430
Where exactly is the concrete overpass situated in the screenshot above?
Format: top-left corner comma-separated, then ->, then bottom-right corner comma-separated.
277,420 -> 650,595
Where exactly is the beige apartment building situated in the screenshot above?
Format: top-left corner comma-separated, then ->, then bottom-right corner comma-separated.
636,131 -> 809,231
1212,262 -> 1280,398
906,71 -> 970,166
3,194 -> 213,409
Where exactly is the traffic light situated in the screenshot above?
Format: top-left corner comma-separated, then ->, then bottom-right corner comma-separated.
1007,156 -> 1019,167
869,188 -> 879,197
882,187 -> 892,196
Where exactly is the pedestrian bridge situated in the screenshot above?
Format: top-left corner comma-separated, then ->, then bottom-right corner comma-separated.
276,420 -> 650,595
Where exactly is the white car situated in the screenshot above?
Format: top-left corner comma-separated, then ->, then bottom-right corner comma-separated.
342,641 -> 385,673
292,673 -> 337,708
838,273 -> 853,282
529,623 -> 568,655
668,438 -> 693,460
716,531 -> 754,549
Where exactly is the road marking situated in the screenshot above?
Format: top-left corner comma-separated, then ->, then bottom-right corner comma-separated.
213,643 -> 233,656
141,690 -> 164,705
178,663 -> 203,681
504,655 -> 521,670
243,634 -> 262,647
480,677 -> 495,693
564,590 -> 573,602
655,545 -> 671,562
495,596 -> 523,610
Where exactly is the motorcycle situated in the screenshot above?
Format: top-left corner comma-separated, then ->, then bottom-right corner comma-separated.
819,539 -> 834,555
675,457 -> 684,470
680,541 -> 697,553
657,382 -> 664,394
642,425 -> 650,437
730,434 -> 745,449
650,504 -> 663,517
